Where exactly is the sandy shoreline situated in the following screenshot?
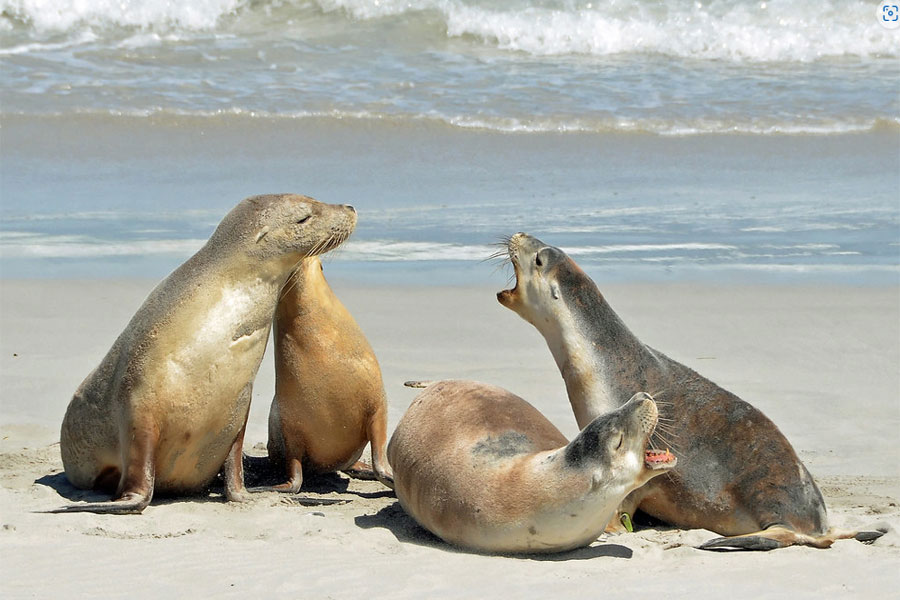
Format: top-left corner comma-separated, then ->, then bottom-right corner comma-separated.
1,278 -> 898,598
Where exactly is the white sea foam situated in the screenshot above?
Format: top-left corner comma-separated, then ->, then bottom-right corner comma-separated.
722,263 -> 900,274
7,106 -> 892,138
761,243 -> 841,251
0,28 -> 97,55
339,241 -> 747,262
320,0 -> 899,61
0,232 -> 206,258
0,0 -> 247,33
3,0 -> 896,61
567,243 -> 738,255
7,235 -> 741,263
340,240 -> 495,262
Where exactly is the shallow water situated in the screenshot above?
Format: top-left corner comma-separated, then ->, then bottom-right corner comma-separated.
1,114 -> 897,284
1,0 -> 898,284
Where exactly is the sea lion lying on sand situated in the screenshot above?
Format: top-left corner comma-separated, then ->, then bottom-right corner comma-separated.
389,380 -> 675,554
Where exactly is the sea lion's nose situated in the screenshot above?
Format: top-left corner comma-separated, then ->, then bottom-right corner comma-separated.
343,204 -> 356,213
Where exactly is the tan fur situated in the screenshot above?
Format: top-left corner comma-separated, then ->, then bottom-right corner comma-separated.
388,380 -> 673,554
57,194 -> 356,513
265,256 -> 393,491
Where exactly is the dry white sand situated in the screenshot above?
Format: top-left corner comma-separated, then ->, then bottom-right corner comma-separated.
1,278 -> 898,599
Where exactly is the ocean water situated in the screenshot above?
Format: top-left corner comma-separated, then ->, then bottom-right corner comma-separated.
1,0 -> 898,284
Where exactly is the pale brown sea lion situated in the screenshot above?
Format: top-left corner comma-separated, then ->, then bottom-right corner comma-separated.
263,255 -> 393,492
497,232 -> 884,550
388,380 -> 676,554
56,194 -> 357,514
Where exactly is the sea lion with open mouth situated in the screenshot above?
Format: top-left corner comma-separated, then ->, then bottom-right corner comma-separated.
496,232 -> 885,550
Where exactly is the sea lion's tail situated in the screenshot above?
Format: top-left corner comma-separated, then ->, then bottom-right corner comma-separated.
697,524 -> 889,551
404,380 -> 436,389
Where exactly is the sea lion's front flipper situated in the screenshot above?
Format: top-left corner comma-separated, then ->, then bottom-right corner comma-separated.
224,393 -> 252,502
366,403 -> 394,489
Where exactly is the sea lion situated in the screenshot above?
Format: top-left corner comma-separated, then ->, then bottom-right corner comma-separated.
264,255 -> 393,492
56,194 -> 357,514
497,232 -> 884,550
388,380 -> 676,554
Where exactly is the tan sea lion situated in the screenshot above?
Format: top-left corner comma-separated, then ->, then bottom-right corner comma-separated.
388,380 -> 676,554
56,194 -> 357,514
263,255 -> 393,492
497,232 -> 884,550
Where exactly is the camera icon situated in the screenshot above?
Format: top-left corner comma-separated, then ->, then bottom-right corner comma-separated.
879,1 -> 900,29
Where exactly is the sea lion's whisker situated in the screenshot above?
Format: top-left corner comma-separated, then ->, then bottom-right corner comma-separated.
488,261 -> 514,278
649,429 -> 684,455
653,422 -> 679,437
280,259 -> 306,297
482,248 -> 509,261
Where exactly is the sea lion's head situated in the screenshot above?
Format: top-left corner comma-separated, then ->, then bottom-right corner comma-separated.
564,392 -> 676,493
497,232 -> 597,332
215,194 -> 357,263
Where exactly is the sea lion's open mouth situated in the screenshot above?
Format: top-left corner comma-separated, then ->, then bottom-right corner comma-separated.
496,245 -> 521,304
644,449 -> 677,470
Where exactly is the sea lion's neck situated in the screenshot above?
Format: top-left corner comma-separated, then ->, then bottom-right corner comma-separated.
275,258 -> 337,320
540,288 -> 656,428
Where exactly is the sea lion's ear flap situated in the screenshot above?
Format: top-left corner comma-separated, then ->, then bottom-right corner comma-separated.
551,284 -> 560,300
255,226 -> 270,243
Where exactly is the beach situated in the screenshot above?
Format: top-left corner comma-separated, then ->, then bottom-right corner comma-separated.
1,278 -> 899,598
2,1 -> 899,597
2,106 -> 899,600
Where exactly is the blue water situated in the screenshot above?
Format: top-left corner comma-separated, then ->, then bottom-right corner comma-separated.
2,0 -> 898,133
1,0 -> 898,284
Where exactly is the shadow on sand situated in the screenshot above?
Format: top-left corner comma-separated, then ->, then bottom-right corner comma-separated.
355,501 -> 633,561
34,453 -> 394,509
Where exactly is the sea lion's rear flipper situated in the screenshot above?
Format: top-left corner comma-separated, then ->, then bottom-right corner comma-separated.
698,523 -> 887,551
698,525 -> 832,551
854,528 -> 888,543
284,496 -> 349,507
697,534 -> 787,551
404,380 -> 436,389
343,461 -> 378,480
343,461 -> 394,489
45,491 -> 152,515
250,457 -> 304,494
48,425 -> 158,515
